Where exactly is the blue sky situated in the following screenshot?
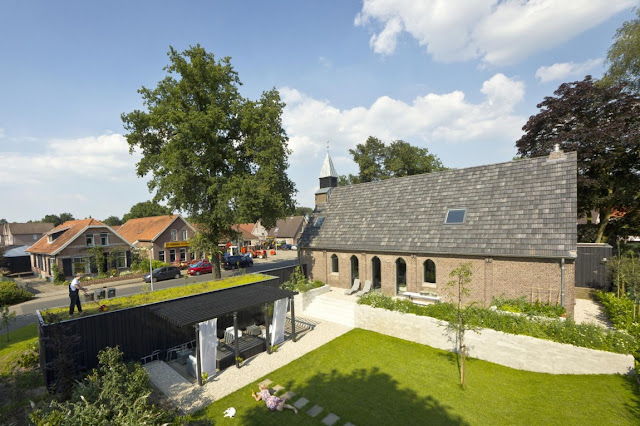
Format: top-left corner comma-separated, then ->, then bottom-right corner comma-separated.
0,0 -> 637,222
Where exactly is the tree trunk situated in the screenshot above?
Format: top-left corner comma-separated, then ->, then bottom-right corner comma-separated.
595,208 -> 612,243
212,255 -> 221,279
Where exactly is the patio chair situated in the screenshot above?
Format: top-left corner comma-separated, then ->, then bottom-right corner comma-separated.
356,279 -> 372,297
345,278 -> 360,295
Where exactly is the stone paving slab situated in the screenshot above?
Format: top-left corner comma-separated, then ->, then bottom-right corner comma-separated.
322,413 -> 340,425
306,404 -> 323,417
272,384 -> 284,393
294,397 -> 309,409
281,390 -> 296,400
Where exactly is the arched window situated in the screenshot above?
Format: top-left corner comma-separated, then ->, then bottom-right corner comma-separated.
371,256 -> 381,290
424,259 -> 436,284
350,255 -> 359,285
331,254 -> 339,273
396,258 -> 407,295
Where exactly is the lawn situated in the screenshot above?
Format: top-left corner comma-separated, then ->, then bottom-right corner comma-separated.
192,329 -> 639,425
0,323 -> 38,377
41,273 -> 271,322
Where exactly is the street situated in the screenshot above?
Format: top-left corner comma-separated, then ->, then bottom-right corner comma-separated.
3,250 -> 299,335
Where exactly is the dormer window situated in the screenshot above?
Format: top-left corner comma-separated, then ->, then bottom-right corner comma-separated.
314,216 -> 325,227
445,209 -> 466,224
86,234 -> 95,247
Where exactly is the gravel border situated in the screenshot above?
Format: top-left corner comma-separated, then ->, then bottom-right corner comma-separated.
144,316 -> 353,414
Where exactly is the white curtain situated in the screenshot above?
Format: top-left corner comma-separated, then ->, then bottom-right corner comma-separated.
198,318 -> 217,377
271,298 -> 287,346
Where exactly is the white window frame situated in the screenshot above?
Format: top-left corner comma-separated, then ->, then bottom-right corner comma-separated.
159,250 -> 165,262
100,232 -> 109,246
86,234 -> 94,247
116,252 -> 127,268
170,229 -> 178,241
181,229 -> 187,241
169,249 -> 176,262
179,248 -> 186,261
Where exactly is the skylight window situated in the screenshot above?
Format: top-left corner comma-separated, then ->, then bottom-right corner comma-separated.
314,216 -> 325,227
445,209 -> 466,224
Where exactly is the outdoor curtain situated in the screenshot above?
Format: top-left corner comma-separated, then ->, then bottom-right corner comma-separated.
198,318 -> 217,377
270,298 -> 287,346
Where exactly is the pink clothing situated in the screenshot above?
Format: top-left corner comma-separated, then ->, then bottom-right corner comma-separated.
260,389 -> 283,411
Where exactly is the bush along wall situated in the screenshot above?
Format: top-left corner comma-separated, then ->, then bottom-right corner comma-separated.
357,292 -> 637,358
595,291 -> 640,360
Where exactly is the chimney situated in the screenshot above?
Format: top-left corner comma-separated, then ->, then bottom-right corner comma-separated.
548,143 -> 566,161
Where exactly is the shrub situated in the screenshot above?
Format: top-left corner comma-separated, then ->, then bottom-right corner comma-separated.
491,296 -> 566,318
358,292 -> 637,356
0,281 -> 34,306
280,267 -> 324,292
131,259 -> 169,273
50,264 -> 66,285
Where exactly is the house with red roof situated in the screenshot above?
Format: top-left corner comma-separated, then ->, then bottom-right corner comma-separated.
26,219 -> 133,279
117,215 -> 197,265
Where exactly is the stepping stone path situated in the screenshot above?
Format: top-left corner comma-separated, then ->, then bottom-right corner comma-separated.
263,378 -> 349,425
306,404 -> 323,417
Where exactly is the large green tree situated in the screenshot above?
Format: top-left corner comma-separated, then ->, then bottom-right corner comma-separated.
516,76 -> 640,243
122,45 -> 295,277
601,8 -> 640,92
339,136 -> 446,185
121,201 -> 173,223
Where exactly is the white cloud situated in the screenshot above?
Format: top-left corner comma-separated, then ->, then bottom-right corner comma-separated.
0,133 -> 141,185
355,0 -> 634,66
281,74 -> 526,206
535,58 -> 603,83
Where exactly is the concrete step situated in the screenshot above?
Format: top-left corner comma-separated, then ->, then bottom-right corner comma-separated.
302,295 -> 355,327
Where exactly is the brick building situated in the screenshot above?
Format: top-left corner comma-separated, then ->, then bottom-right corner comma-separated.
299,149 -> 578,316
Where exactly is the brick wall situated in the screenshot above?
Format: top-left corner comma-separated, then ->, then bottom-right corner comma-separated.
300,249 -> 576,316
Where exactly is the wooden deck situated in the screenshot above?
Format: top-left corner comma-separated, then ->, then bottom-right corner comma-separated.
216,335 -> 266,370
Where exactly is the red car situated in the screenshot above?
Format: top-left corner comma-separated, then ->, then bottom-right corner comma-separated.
187,261 -> 213,276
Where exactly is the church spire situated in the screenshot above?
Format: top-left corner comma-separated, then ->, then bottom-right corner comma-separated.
319,142 -> 338,188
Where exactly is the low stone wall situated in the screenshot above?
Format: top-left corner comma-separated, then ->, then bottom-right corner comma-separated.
354,304 -> 634,375
294,285 -> 331,312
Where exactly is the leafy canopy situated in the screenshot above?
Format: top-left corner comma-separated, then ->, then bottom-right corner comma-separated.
102,215 -> 122,226
516,76 -> 640,243
121,201 -> 172,223
41,212 -> 75,227
339,136 -> 446,185
601,8 -> 640,92
122,45 -> 295,275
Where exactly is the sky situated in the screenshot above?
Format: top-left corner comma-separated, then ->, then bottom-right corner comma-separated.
0,0 -> 638,223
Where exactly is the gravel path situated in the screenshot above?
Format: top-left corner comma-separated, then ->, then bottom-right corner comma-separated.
573,298 -> 613,329
145,316 -> 353,414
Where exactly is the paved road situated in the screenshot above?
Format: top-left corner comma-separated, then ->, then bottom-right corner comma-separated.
3,251 -> 299,335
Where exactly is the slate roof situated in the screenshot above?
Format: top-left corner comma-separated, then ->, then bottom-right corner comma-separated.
300,152 -> 577,259
3,222 -> 54,235
117,215 -> 193,244
27,218 -> 112,255
267,216 -> 306,238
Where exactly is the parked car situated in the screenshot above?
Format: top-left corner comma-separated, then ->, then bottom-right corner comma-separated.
187,261 -> 212,276
280,244 -> 291,250
144,266 -> 181,283
290,244 -> 298,250
222,255 -> 254,270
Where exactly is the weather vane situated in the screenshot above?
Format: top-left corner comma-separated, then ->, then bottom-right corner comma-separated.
326,140 -> 330,152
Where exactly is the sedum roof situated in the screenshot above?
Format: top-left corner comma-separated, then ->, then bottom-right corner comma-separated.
301,152 -> 577,259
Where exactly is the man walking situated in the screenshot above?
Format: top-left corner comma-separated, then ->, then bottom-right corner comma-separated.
69,274 -> 86,315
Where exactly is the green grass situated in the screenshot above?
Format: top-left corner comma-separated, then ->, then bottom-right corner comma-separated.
41,274 -> 271,322
191,329 -> 640,425
0,323 -> 38,377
